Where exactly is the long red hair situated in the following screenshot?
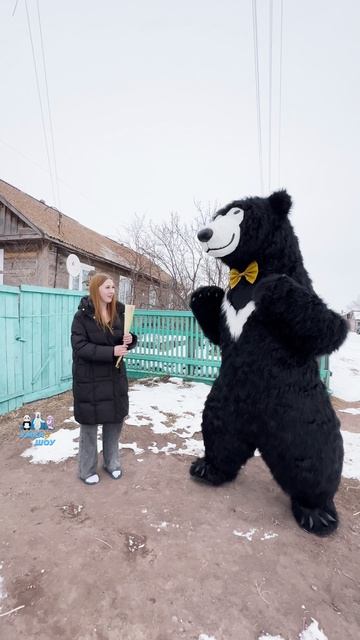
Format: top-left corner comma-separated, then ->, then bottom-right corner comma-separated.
89,273 -> 117,331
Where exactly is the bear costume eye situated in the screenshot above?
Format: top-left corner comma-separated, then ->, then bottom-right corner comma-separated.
227,207 -> 243,216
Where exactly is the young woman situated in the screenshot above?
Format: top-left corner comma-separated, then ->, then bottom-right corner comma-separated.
71,273 -> 137,484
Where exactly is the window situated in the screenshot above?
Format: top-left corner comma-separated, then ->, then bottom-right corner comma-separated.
0,248 -> 3,284
119,276 -> 132,304
149,285 -> 157,307
69,262 -> 94,291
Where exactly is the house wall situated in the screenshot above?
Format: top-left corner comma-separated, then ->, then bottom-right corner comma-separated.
2,240 -> 42,285
1,239 -> 171,308
48,245 -> 135,294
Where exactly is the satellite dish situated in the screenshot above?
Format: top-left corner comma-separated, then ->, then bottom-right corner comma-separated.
66,254 -> 81,277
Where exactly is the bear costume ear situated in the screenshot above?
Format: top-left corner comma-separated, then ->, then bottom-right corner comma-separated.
268,190 -> 292,217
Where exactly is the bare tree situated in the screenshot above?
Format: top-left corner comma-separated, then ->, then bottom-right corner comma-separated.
120,204 -> 228,310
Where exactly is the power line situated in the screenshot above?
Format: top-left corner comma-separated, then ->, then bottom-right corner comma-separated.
268,0 -> 273,193
277,0 -> 284,188
36,0 -> 61,207
12,0 -> 19,16
24,0 -> 57,206
252,0 -> 264,195
0,137 -> 97,208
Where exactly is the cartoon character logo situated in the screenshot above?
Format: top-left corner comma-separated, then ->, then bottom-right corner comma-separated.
22,415 -> 32,430
46,415 -> 54,430
32,411 -> 46,430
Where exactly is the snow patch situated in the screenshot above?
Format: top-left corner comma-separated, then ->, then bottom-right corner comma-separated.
342,431 -> 360,480
233,528 -> 257,541
0,562 -> 7,608
261,532 -> 278,540
21,427 -> 80,464
120,442 -> 144,455
299,619 -> 328,640
148,442 -> 177,455
176,438 -> 205,457
331,332 -> 360,401
234,529 -> 278,542
127,378 -> 207,438
258,619 -> 327,640
150,521 -> 169,530
126,415 -> 152,427
339,407 -> 360,415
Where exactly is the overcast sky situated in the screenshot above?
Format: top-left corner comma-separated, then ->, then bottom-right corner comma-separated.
1,0 -> 359,311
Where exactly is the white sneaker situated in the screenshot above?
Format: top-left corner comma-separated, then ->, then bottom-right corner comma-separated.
103,466 -> 122,479
84,473 -> 99,485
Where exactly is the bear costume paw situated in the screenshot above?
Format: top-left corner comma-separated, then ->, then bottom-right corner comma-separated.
190,457 -> 236,486
190,286 -> 224,311
189,287 -> 224,345
291,499 -> 338,537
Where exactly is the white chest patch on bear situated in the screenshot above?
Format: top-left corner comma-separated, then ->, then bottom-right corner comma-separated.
222,297 -> 255,340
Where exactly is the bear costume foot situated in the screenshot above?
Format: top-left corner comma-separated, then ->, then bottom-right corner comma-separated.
291,499 -> 338,537
190,458 -> 237,486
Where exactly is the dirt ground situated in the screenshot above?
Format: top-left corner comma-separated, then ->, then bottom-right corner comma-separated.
0,380 -> 359,640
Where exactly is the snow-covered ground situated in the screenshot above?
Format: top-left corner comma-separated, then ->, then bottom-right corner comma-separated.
19,330 -> 360,478
14,340 -> 360,635
330,331 -> 360,402
21,371 -> 360,480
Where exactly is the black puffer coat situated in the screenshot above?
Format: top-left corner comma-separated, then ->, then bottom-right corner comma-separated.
71,297 -> 137,425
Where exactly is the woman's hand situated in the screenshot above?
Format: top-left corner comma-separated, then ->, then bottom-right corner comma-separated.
123,333 -> 133,346
114,344 -> 128,357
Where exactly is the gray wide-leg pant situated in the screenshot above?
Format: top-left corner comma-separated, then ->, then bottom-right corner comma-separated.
78,422 -> 123,480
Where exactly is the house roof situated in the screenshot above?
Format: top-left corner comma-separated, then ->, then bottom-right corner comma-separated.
0,178 -> 170,284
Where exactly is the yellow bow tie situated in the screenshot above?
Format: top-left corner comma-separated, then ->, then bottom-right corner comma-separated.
229,261 -> 259,289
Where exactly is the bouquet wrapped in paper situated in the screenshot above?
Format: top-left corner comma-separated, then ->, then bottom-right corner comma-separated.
116,304 -> 135,368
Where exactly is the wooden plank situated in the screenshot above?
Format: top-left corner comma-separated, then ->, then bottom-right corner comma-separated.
0,204 -> 5,234
4,209 -> 12,235
6,251 -> 38,259
0,290 -> 23,413
0,312 -> 7,412
41,292 -> 50,389
10,212 -> 19,234
0,284 -> 19,294
36,242 -> 50,286
20,284 -> 84,296
48,293 -> 57,388
1,234 -> 41,240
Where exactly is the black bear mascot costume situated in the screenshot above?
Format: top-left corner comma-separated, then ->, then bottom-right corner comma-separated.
190,190 -> 348,536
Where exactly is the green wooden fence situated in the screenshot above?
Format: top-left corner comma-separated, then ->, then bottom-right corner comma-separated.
126,309 -> 221,381
0,285 -> 331,416
0,285 -> 83,414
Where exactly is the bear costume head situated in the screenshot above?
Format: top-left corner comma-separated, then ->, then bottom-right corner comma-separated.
197,190 -> 311,289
